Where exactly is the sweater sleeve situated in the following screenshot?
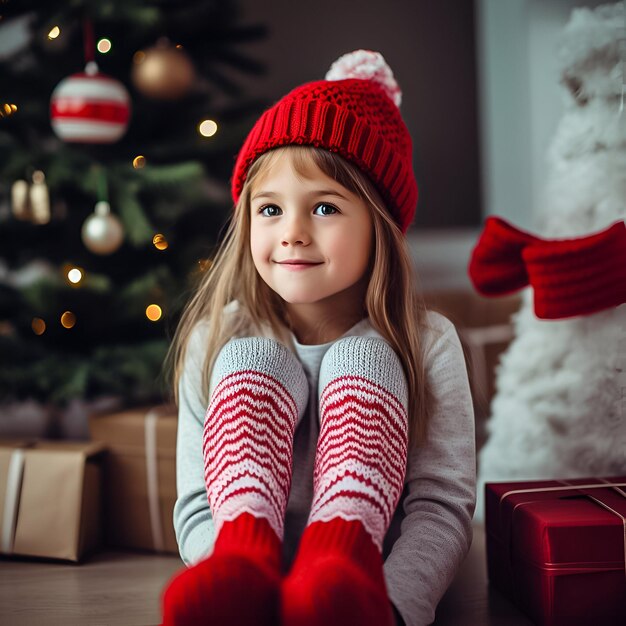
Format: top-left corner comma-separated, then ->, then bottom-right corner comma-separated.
172,321 -> 216,566
383,314 -> 477,626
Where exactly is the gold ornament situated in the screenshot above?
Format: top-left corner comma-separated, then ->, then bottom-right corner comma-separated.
81,200 -> 124,255
131,39 -> 195,100
0,103 -> 18,118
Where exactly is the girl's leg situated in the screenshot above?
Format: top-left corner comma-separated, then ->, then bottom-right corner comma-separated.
161,337 -> 308,626
281,336 -> 409,626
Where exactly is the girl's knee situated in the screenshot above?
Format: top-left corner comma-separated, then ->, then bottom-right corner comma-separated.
319,336 -> 408,407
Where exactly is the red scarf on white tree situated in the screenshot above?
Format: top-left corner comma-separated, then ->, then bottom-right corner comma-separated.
468,217 -> 626,319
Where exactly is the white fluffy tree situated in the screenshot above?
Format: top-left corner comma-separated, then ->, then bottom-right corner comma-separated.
475,2 -> 626,522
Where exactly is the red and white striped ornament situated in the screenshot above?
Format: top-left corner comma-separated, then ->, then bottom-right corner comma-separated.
50,61 -> 131,143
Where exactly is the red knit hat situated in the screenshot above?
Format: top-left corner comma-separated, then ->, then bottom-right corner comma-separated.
231,50 -> 418,234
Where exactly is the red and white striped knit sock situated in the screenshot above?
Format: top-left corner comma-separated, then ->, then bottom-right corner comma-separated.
161,337 -> 308,626
281,336 -> 409,626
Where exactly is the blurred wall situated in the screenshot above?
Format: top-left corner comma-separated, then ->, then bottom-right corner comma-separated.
477,0 -> 607,230
233,0 -> 482,231
235,0 -> 612,289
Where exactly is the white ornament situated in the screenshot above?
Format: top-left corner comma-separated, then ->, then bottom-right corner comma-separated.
325,49 -> 402,107
81,201 -> 124,255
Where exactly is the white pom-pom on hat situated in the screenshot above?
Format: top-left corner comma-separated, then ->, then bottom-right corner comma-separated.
325,49 -> 402,107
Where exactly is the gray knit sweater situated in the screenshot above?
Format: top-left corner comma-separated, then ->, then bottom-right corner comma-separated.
173,305 -> 476,626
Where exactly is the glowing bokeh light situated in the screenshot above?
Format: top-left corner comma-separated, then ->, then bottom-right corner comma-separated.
1,103 -> 18,118
67,268 -> 83,284
97,38 -> 112,53
133,155 -> 146,169
146,304 -> 162,321
32,318 -> 46,335
61,311 -> 76,329
198,119 -> 218,137
198,258 -> 213,272
153,234 -> 168,250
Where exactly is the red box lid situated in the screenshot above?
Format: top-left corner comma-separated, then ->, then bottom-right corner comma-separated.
486,476 -> 626,571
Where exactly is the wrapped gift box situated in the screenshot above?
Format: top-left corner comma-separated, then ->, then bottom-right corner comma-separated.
0,439 -> 106,562
485,477 -> 626,626
88,404 -> 178,554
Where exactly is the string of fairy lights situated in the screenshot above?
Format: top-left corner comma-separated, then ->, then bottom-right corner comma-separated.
1,12 -> 217,337
29,229 -> 175,336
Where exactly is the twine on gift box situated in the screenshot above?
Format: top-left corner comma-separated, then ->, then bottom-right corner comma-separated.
0,449 -> 25,554
499,478 -> 626,579
145,407 -> 166,553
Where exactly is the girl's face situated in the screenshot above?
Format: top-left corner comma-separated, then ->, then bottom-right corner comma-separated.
249,151 -> 373,328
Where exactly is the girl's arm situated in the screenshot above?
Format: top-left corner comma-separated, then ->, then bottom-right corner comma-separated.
383,316 -> 477,626
172,321 -> 216,566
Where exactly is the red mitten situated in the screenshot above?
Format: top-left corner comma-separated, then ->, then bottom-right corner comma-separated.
161,337 -> 309,626
281,337 -> 409,626
161,514 -> 281,626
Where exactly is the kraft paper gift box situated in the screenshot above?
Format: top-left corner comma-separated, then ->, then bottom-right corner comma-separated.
88,404 -> 179,554
485,476 -> 626,626
0,439 -> 105,562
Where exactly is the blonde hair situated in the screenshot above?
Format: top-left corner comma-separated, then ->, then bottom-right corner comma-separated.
163,145 -> 433,449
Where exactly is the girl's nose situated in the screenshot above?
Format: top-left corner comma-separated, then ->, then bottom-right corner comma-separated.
281,213 -> 311,246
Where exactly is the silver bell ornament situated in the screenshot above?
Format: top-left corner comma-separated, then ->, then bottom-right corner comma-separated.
11,171 -> 51,224
11,180 -> 30,220
81,201 -> 124,254
29,171 -> 51,225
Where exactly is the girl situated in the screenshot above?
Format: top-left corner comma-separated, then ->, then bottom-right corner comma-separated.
161,50 -> 476,626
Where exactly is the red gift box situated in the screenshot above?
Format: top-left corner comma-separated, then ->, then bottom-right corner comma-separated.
485,477 -> 626,626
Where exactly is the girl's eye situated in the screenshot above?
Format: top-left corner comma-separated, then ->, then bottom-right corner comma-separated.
315,203 -> 339,216
257,203 -> 339,217
258,205 -> 280,217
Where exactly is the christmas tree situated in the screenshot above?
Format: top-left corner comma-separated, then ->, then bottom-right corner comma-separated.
0,0 -> 268,412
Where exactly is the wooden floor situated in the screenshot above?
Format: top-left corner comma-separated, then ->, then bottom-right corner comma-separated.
0,524 -> 533,626
432,525 -> 533,626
